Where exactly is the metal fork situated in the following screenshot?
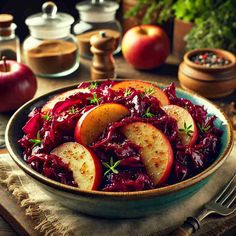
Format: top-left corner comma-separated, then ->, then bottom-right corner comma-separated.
170,173 -> 236,236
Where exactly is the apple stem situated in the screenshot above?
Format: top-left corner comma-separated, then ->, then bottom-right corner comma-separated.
2,56 -> 7,72
138,25 -> 145,34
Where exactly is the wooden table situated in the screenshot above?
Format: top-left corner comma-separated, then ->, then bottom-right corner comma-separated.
0,55 -> 235,236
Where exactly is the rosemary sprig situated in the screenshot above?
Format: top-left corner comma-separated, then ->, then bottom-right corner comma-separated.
102,157 -> 120,176
29,131 -> 42,148
144,107 -> 154,118
87,93 -> 102,105
179,122 -> 194,137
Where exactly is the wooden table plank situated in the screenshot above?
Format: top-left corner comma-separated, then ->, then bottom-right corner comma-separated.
0,184 -> 38,236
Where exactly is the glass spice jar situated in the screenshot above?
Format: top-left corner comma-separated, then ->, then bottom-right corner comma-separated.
23,2 -> 79,78
73,0 -> 122,59
0,14 -> 21,62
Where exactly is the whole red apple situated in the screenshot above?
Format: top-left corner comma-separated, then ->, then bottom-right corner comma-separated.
0,58 -> 37,112
122,25 -> 170,69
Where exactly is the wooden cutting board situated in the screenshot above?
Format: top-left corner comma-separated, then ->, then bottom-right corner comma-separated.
0,149 -> 38,236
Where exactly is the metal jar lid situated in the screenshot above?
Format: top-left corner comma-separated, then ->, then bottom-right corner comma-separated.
25,2 -> 74,38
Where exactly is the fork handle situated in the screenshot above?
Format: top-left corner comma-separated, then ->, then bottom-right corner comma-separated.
169,217 -> 200,236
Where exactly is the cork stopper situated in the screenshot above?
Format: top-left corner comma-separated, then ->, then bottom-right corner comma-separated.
0,14 -> 14,37
90,31 -> 116,80
0,14 -> 13,27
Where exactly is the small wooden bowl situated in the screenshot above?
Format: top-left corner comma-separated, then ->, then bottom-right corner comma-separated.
178,48 -> 236,98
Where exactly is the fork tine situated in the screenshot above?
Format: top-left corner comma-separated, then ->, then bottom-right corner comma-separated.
221,186 -> 236,204
226,193 -> 236,209
215,173 -> 236,202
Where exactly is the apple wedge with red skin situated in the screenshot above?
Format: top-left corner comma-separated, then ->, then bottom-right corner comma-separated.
111,80 -> 169,106
121,122 -> 173,186
41,88 -> 89,113
162,105 -> 198,146
75,103 -> 129,146
51,142 -> 102,190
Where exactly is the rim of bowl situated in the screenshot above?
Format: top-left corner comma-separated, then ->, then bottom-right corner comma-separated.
5,80 -> 234,199
184,48 -> 236,71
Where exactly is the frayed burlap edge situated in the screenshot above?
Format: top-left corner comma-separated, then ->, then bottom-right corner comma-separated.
0,161 -> 73,236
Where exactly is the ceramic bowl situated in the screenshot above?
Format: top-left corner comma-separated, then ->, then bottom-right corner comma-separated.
178,48 -> 236,98
5,81 -> 234,218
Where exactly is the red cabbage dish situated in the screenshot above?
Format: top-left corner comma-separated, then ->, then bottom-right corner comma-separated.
18,80 -> 223,192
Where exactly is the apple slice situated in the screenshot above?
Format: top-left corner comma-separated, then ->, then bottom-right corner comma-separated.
51,142 -> 102,190
75,103 -> 129,146
162,105 -> 198,146
121,122 -> 173,185
111,80 -> 169,106
42,88 -> 89,113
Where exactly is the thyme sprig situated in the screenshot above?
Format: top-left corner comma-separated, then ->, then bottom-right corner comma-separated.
124,88 -> 132,97
197,123 -> 211,133
144,87 -> 155,96
87,93 -> 101,105
42,112 -> 52,121
29,131 -> 42,148
102,157 -> 120,176
89,81 -> 98,89
144,107 -> 154,118
68,106 -> 79,115
179,122 -> 193,137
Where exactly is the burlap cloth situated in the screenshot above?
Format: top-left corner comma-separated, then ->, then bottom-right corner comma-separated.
0,145 -> 235,236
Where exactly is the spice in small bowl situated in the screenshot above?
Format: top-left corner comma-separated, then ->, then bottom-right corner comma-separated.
190,52 -> 231,67
178,48 -> 236,98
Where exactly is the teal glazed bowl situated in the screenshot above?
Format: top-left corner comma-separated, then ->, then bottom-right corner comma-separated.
5,81 -> 234,218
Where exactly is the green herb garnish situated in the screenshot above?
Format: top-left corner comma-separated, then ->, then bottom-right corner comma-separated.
29,131 -> 42,148
68,106 -> 79,115
197,123 -> 211,133
42,112 -> 52,121
144,107 -> 154,118
124,88 -> 132,97
102,157 -> 120,176
179,122 -> 194,137
87,93 -> 101,105
89,81 -> 98,89
144,87 -> 155,96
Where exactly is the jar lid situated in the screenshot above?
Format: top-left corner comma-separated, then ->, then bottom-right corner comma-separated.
0,14 -> 13,28
76,0 -> 119,22
76,0 -> 119,13
25,2 -> 74,29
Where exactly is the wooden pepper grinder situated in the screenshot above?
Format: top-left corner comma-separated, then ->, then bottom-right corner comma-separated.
90,31 -> 116,80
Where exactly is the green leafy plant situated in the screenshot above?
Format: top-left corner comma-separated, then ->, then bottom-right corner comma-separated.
185,0 -> 236,53
173,0 -> 222,23
124,0 -> 175,25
